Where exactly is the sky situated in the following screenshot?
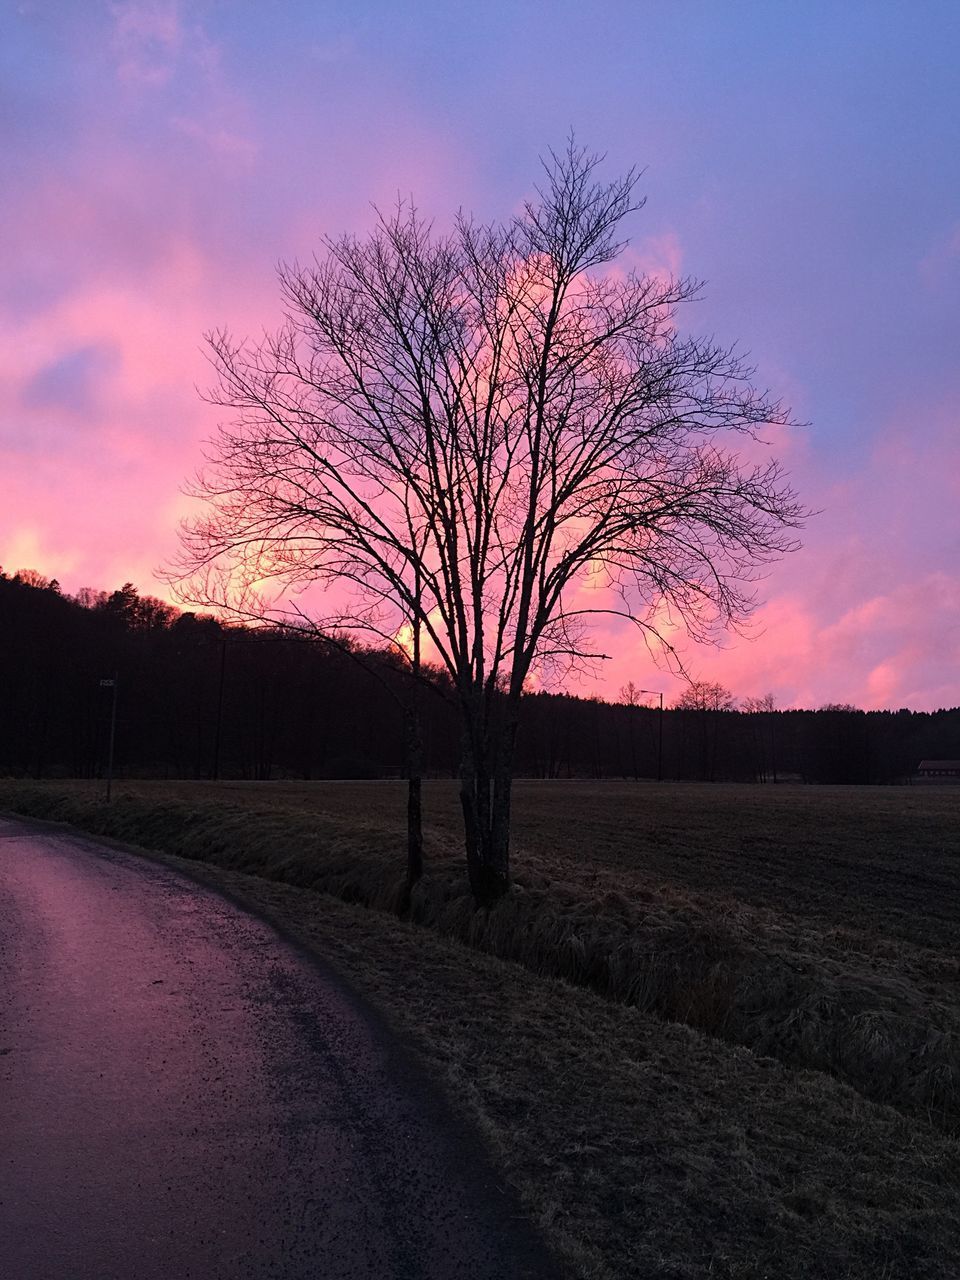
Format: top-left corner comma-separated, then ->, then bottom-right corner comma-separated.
3,1 -> 959,711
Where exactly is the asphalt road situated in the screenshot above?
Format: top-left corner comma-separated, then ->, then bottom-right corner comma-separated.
0,815 -> 557,1280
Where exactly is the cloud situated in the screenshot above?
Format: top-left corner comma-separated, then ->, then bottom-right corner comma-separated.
3,8 -> 955,712
0,525 -> 81,582
22,343 -> 120,415
0,32 -> 469,613
110,0 -> 182,87
581,391 -> 960,712
0,223 -> 229,602
172,116 -> 258,164
584,560 -> 960,713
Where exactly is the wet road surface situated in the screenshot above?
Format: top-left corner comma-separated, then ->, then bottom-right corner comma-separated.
0,816 -> 557,1279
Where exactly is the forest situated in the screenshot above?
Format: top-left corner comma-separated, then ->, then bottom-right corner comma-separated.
1,567 -> 957,785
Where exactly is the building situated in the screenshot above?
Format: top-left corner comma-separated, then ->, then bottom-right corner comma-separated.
917,759 -> 960,782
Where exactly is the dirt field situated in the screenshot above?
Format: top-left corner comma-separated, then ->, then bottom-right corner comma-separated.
184,777 -> 960,946
3,778 -> 959,1278
38,776 -> 956,935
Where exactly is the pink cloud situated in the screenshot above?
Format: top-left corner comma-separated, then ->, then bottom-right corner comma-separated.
3,29 -> 955,716
2,78 -> 469,611
172,117 -> 259,164
110,0 -> 183,87
577,391 -> 960,711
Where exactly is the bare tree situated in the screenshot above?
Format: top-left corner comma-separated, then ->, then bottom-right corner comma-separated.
619,681 -> 642,707
741,693 -> 777,715
673,681 -> 737,713
170,140 -> 805,903
742,691 -> 779,782
618,681 -> 643,779
673,681 -> 737,781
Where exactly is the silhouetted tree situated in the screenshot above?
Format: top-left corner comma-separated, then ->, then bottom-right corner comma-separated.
674,681 -> 736,713
742,692 -> 779,782
804,703 -> 874,783
674,682 -> 737,781
168,141 -> 805,900
618,682 -> 645,779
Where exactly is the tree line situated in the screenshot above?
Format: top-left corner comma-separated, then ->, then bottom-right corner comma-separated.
1,569 -> 954,786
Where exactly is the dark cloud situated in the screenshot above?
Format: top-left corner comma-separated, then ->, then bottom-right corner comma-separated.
22,343 -> 120,415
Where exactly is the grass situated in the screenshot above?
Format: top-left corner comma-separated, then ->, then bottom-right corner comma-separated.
3,778 -> 960,1277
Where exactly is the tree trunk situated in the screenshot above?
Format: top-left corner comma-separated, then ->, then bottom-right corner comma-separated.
459,702 -> 514,906
402,600 -> 425,903
488,721 -> 516,890
459,732 -> 490,902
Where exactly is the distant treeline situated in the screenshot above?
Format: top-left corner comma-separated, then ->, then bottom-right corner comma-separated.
1,568 -> 957,784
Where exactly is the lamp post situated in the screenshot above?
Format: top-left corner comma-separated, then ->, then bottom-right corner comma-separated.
99,675 -> 118,802
212,632 -> 227,782
638,688 -> 663,782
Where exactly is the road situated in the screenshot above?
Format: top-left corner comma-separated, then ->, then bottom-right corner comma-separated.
0,816 -> 556,1279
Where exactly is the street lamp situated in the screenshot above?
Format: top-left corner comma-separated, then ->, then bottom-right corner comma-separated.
213,631 -> 228,782
99,674 -> 118,802
638,688 -> 663,782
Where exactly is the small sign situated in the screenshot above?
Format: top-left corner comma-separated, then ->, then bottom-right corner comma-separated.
99,679 -> 116,687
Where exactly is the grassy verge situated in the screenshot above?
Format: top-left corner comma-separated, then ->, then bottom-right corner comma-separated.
3,779 -> 959,1136
5,791 -> 959,1279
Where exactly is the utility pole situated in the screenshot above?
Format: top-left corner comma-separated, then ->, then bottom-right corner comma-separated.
639,688 -> 664,782
100,675 -> 118,802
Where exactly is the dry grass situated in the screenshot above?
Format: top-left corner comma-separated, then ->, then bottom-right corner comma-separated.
4,778 -> 958,1131
3,778 -> 960,1276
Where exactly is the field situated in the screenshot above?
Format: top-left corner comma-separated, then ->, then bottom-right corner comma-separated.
3,778 -> 960,1278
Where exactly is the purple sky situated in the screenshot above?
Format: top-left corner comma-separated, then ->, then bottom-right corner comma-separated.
3,2 -> 958,709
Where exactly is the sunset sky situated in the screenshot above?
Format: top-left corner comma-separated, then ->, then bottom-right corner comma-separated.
3,2 -> 958,710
